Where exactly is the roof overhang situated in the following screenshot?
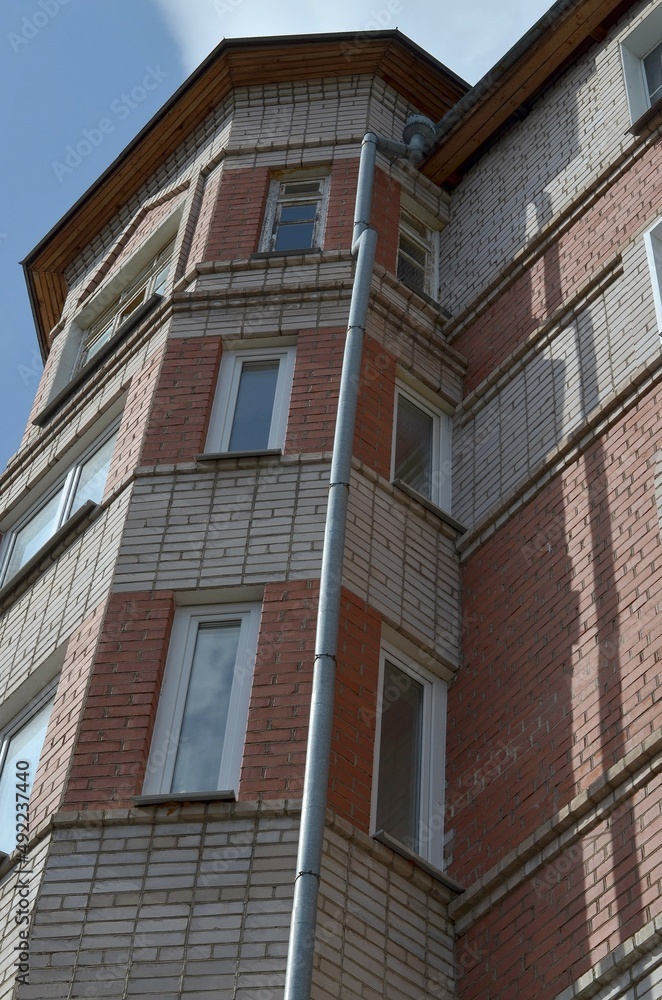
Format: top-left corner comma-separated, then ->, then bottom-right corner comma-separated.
422,0 -> 636,186
23,31 -> 468,358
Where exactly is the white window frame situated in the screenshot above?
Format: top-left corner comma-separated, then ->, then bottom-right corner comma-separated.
76,237 -> 175,373
50,208 -> 182,399
259,172 -> 330,253
397,206 -> 439,299
392,382 -> 452,512
143,604 -> 261,797
644,217 -> 662,331
0,419 -> 120,587
206,346 -> 296,453
621,4 -> 662,124
370,645 -> 446,869
0,683 -> 56,856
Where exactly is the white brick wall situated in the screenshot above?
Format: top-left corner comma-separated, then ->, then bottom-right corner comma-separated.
452,235 -> 661,530
114,459 -> 329,592
438,0 -> 657,316
15,806 -> 454,1000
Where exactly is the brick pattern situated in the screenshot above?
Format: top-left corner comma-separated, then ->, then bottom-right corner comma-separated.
241,582 -> 380,835
240,579 -> 317,800
328,589 -> 381,832
453,235 -> 659,528
284,327 -> 344,455
104,346 -> 165,496
17,809 -> 454,1000
344,470 -> 461,667
454,140 -> 662,397
448,382 -> 662,889
29,601 -> 108,832
62,590 -> 175,811
354,335 -> 396,480
205,165 -> 271,261
454,775 -> 662,1000
140,335 -> 223,465
0,836 -> 49,1000
0,490 -> 131,706
114,460 -> 329,592
437,6 -> 651,317
186,164 -> 223,270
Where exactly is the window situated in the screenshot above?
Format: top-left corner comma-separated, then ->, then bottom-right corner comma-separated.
371,648 -> 446,868
621,5 -> 662,124
261,175 -> 329,252
206,347 -> 295,453
0,687 -> 55,855
77,237 -> 175,372
143,604 -> 260,797
397,208 -> 437,298
645,217 -> 662,330
392,386 -> 452,511
0,422 -> 119,586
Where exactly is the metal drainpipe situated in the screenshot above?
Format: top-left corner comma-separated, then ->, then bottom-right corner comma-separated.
283,114 -> 438,1000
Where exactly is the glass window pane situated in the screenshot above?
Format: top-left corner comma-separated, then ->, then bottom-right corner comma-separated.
70,431 -> 118,514
274,222 -> 316,251
0,699 -> 53,854
376,661 -> 423,851
397,253 -> 427,294
279,204 -> 318,223
82,321 -> 115,365
281,181 -> 322,196
5,488 -> 65,581
644,42 -> 662,104
170,622 -> 241,793
152,262 -> 171,296
228,360 -> 279,451
117,286 -> 147,322
394,396 -> 434,498
399,234 -> 427,268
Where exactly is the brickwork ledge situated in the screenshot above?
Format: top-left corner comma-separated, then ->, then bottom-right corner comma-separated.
555,915 -> 662,1000
449,724 -> 662,928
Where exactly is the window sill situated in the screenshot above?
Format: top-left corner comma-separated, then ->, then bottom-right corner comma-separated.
133,790 -> 236,806
0,500 -> 102,613
373,830 -> 464,895
33,294 -> 163,427
195,449 -> 282,462
393,480 -> 467,534
250,247 -> 323,260
398,282 -> 453,320
628,95 -> 662,135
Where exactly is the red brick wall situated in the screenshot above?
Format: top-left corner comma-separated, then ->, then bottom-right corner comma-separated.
329,588 -> 381,831
62,590 -> 175,810
456,141 -> 662,395
354,336 -> 396,480
284,328 -> 344,455
239,579 -> 317,800
30,601 -> 109,829
325,159 -> 400,272
205,165 -> 271,260
240,581 -> 381,833
104,347 -> 165,496
140,335 -> 223,465
456,777 -> 660,1000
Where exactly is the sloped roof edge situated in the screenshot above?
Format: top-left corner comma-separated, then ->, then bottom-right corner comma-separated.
423,0 -> 636,184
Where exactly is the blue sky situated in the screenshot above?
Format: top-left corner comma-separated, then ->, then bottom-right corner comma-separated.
0,0 -> 554,470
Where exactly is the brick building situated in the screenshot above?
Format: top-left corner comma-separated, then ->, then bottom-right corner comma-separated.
0,1 -> 661,998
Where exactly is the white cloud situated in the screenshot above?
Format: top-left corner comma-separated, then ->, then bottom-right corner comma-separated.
151,0 -> 555,85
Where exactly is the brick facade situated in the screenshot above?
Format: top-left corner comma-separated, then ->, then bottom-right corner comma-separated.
2,8 -> 661,1000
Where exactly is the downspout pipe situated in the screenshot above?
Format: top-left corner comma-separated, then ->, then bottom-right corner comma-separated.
283,115 -> 437,1000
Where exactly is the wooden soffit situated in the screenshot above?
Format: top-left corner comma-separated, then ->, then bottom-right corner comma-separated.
23,32 -> 468,357
422,0 -> 637,186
